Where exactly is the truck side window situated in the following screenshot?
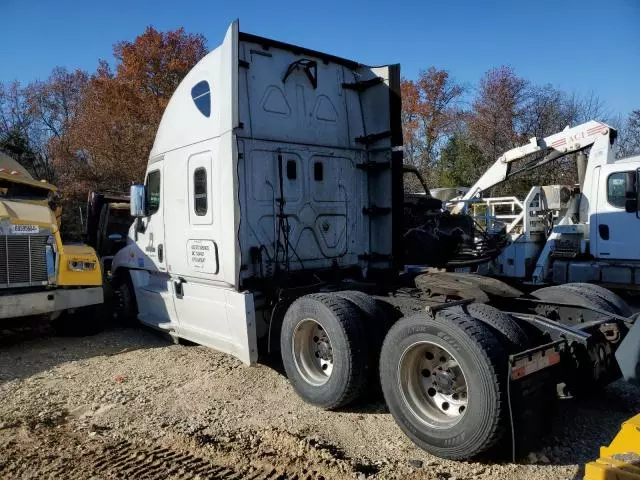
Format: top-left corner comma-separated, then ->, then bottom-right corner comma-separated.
194,167 -> 207,216
146,170 -> 161,215
607,172 -> 631,208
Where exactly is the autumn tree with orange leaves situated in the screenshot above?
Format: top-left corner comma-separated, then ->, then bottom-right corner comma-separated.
57,27 -> 207,201
401,67 -> 465,178
4,25 -> 640,231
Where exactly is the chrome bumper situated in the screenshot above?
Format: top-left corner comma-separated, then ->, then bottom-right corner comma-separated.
0,287 -> 103,319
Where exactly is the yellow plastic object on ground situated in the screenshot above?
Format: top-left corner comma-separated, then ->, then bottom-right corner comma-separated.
584,414 -> 640,480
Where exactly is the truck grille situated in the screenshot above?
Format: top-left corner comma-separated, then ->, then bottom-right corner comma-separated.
0,235 -> 49,287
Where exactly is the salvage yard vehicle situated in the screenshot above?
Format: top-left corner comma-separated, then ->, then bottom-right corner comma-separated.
85,190 -> 132,276
0,152 -> 103,333
96,21 -> 640,460
448,121 -> 640,291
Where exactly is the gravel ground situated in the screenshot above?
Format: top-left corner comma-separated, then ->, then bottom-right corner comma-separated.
0,323 -> 639,480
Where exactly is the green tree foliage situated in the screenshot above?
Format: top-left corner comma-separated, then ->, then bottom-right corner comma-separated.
437,134 -> 485,188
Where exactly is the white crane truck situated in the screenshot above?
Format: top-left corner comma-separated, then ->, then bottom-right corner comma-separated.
450,121 -> 640,290
106,21 -> 639,461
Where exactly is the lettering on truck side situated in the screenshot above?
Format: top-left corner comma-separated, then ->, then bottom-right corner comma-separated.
187,239 -> 217,273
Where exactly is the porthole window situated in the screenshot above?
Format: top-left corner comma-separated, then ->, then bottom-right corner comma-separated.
191,80 -> 211,118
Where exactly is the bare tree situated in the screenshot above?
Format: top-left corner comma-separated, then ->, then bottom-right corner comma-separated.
0,81 -> 52,180
467,66 -> 530,163
0,81 -> 31,139
616,109 -> 640,158
0,70 -> 89,182
564,91 -> 609,125
26,68 -> 88,140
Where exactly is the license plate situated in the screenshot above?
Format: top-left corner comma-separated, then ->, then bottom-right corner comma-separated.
10,224 -> 39,234
511,349 -> 561,380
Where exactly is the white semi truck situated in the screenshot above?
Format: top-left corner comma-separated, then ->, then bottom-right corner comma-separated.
106,21 -> 639,461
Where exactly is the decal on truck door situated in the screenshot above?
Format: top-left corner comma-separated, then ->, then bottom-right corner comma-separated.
187,239 -> 219,274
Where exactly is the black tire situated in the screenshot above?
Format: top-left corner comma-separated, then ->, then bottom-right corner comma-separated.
461,303 -> 531,353
335,291 -> 395,395
532,285 -> 617,397
280,293 -> 369,410
52,303 -> 105,336
113,273 -> 138,326
531,285 -> 614,323
557,283 -> 632,317
379,309 -> 508,460
334,290 -> 393,346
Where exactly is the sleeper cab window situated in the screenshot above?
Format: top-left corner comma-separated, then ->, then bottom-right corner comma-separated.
194,167 -> 207,216
191,80 -> 211,118
146,170 -> 161,215
607,171 -> 633,209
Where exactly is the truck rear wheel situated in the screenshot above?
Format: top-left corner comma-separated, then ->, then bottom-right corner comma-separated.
557,283 -> 632,317
379,309 -> 508,460
462,303 -> 531,353
532,285 -> 614,323
280,293 -> 368,410
335,290 -> 397,394
113,274 -> 138,326
52,304 -> 105,337
532,285 -> 620,396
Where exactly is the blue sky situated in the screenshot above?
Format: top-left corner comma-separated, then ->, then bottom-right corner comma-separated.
2,0 -> 639,116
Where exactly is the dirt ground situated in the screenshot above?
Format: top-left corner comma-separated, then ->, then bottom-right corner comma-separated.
0,322 -> 638,480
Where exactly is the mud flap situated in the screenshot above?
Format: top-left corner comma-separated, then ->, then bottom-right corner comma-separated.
615,318 -> 640,386
507,341 -> 563,459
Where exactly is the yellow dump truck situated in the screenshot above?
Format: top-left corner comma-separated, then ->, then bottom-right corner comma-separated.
0,153 -> 103,333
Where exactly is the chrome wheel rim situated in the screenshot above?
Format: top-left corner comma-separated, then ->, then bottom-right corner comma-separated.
292,319 -> 333,386
398,341 -> 468,428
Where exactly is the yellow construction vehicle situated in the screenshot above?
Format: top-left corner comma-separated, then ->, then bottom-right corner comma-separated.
584,314 -> 640,480
585,414 -> 640,479
0,152 -> 103,333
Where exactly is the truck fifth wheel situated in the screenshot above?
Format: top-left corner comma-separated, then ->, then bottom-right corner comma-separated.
96,21 -> 639,460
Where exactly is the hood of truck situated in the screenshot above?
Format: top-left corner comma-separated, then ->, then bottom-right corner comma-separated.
0,198 -> 57,231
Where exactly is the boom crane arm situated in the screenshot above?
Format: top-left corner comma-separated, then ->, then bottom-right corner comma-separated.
451,120 -> 615,214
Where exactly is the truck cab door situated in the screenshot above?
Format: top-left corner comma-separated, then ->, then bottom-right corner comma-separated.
594,167 -> 640,261
160,21 -> 257,365
131,161 -> 178,329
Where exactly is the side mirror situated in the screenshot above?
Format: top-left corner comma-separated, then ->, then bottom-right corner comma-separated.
625,171 -> 639,214
130,184 -> 146,217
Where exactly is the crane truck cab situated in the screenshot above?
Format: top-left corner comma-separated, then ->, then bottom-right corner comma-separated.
109,21 -> 638,462
0,152 -> 103,331
588,154 -> 640,262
